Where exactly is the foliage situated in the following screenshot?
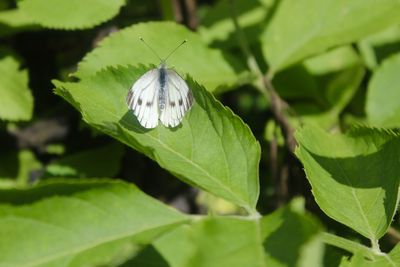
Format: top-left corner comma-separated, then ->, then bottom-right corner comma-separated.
75,22 -> 248,91
1,0 -> 400,266
366,53 -> 400,127
18,0 -> 126,29
0,56 -> 33,121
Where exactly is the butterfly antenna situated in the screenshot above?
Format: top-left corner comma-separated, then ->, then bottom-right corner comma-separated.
164,39 -> 187,62
139,37 -> 162,62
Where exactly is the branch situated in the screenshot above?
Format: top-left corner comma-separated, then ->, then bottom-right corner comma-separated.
261,75 -> 297,152
386,227 -> 400,244
183,0 -> 199,30
171,0 -> 183,23
229,0 -> 297,153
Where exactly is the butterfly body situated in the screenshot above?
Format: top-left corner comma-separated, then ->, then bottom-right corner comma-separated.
158,62 -> 167,110
126,62 -> 193,129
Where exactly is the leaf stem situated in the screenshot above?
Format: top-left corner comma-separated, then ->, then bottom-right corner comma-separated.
322,232 -> 383,258
229,0 -> 297,152
370,238 -> 381,254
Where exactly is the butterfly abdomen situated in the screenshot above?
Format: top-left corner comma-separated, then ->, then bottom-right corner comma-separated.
158,66 -> 167,110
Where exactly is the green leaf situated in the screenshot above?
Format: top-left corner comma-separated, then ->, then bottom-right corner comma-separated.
0,56 -> 33,121
262,0 -> 400,72
53,65 -> 260,212
128,198 -> 324,267
198,0 -> 274,47
76,21 -> 247,91
18,0 -> 125,30
304,46 -> 361,75
293,64 -> 364,129
357,24 -> 400,70
295,126 -> 400,243
128,217 -> 267,267
0,150 -> 42,187
0,9 -> 36,36
272,64 -> 319,100
45,142 -> 124,178
261,198 -> 325,267
340,244 -> 400,267
322,232 -> 376,259
366,53 -> 400,128
0,179 -> 188,267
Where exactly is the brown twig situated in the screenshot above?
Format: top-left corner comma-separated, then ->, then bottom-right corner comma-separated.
278,164 -> 289,206
386,227 -> 400,244
269,132 -> 278,190
262,75 -> 297,152
183,0 -> 198,30
171,0 -> 183,23
229,0 -> 297,153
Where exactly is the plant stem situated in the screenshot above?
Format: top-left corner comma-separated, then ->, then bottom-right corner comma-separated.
229,0 -> 297,153
387,226 -> 400,244
183,0 -> 199,30
370,238 -> 381,254
322,232 -> 377,258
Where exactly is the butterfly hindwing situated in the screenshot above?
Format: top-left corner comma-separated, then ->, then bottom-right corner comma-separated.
126,69 -> 160,129
159,69 -> 194,127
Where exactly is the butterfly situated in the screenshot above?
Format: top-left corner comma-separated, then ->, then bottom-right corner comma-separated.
126,38 -> 194,129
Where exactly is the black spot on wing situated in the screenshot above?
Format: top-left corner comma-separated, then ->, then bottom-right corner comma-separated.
138,98 -> 143,105
178,98 -> 183,106
170,101 -> 176,107
146,101 -> 153,107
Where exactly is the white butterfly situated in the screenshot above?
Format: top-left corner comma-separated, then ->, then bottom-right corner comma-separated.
126,38 -> 194,129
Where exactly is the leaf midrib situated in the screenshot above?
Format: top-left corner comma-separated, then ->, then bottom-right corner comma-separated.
71,86 -> 250,209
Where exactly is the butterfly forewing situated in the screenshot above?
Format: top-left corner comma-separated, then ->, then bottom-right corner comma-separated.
159,69 -> 194,127
126,69 -> 160,129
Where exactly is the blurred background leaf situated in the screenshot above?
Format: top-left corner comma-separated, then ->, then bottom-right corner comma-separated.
366,53 -> 400,128
262,0 -> 400,72
261,198 -> 325,267
76,21 -> 249,92
17,0 -> 126,30
0,56 -> 33,121
44,142 -> 124,178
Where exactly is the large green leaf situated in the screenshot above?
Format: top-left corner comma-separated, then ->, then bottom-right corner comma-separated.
366,53 -> 400,128
45,142 -> 124,178
0,179 -> 188,267
18,0 -> 125,30
125,217 -> 266,267
53,65 -> 260,212
262,0 -> 400,73
295,126 -> 400,243
261,198 -> 324,267
198,0 -> 274,47
0,56 -> 33,121
126,198 -> 323,267
76,22 -> 247,91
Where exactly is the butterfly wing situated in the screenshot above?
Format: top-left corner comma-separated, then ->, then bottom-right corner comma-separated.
126,69 -> 160,129
159,70 -> 194,127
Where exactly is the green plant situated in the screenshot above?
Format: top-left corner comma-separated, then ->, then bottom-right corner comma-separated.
0,0 -> 400,266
